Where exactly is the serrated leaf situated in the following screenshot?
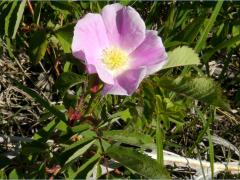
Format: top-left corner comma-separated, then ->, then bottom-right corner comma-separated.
157,76 -> 230,110
55,72 -> 86,95
107,145 -> 169,179
12,0 -> 26,39
54,23 -> 74,53
29,30 -> 48,64
103,130 -> 153,148
163,46 -> 200,69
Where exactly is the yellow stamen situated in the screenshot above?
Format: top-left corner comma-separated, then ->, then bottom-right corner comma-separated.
102,47 -> 128,70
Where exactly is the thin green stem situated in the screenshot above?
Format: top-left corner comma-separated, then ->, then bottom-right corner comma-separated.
156,118 -> 164,166
84,94 -> 96,116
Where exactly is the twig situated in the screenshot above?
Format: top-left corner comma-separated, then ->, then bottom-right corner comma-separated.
27,0 -> 34,17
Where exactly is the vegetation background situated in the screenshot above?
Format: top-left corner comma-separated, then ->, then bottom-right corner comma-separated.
0,0 -> 239,179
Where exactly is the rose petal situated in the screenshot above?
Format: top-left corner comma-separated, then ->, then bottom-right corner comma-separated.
102,81 -> 127,96
130,30 -> 167,75
103,68 -> 146,95
86,64 -> 97,74
72,13 -> 114,84
101,3 -> 146,53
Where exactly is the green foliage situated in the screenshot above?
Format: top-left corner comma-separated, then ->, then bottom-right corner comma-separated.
11,77 -> 67,122
194,1 -> 223,53
0,1 -> 239,179
55,72 -> 86,95
107,145 -> 170,179
12,0 -> 26,39
155,95 -> 165,166
64,139 -> 95,165
9,169 -> 18,179
71,153 -> 101,179
29,30 -> 49,64
157,76 -> 230,110
103,130 -> 153,148
163,46 -> 200,69
54,24 -> 75,53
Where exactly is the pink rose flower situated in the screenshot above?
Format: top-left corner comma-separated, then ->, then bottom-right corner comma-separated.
72,3 -> 167,95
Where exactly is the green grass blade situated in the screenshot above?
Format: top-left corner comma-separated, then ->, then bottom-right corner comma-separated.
194,1 -> 223,53
188,108 -> 211,153
10,77 -> 67,122
4,1 -> 17,57
207,107 -> 216,179
203,34 -> 240,62
155,95 -> 164,166
12,0 -> 26,39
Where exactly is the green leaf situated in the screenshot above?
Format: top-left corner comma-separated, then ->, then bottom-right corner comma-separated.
4,1 -> 18,57
203,34 -> 240,62
9,169 -> 18,179
109,109 -> 132,122
48,1 -> 78,15
157,76 -> 230,110
71,123 -> 91,133
0,170 -> 7,179
58,136 -> 95,165
107,145 -> 169,179
10,77 -> 67,122
22,141 -> 49,154
163,46 -> 200,69
33,2 -> 42,25
65,140 -> 95,165
63,93 -> 78,109
54,23 -> 74,53
71,153 -> 101,179
194,1 -> 223,53
181,15 -> 206,43
12,0 -> 26,39
33,119 -> 65,141
4,1 -> 17,37
0,155 -> 11,169
155,95 -> 164,166
103,130 -> 153,148
55,72 -> 86,95
29,30 -> 48,64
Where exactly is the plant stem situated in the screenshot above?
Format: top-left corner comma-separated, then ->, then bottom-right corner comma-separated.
156,118 -> 164,166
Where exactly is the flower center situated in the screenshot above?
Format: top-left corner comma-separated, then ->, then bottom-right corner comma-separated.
102,47 -> 128,71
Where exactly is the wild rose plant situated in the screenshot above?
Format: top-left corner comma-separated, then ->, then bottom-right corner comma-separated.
72,3 -> 167,95
2,1 -> 232,179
